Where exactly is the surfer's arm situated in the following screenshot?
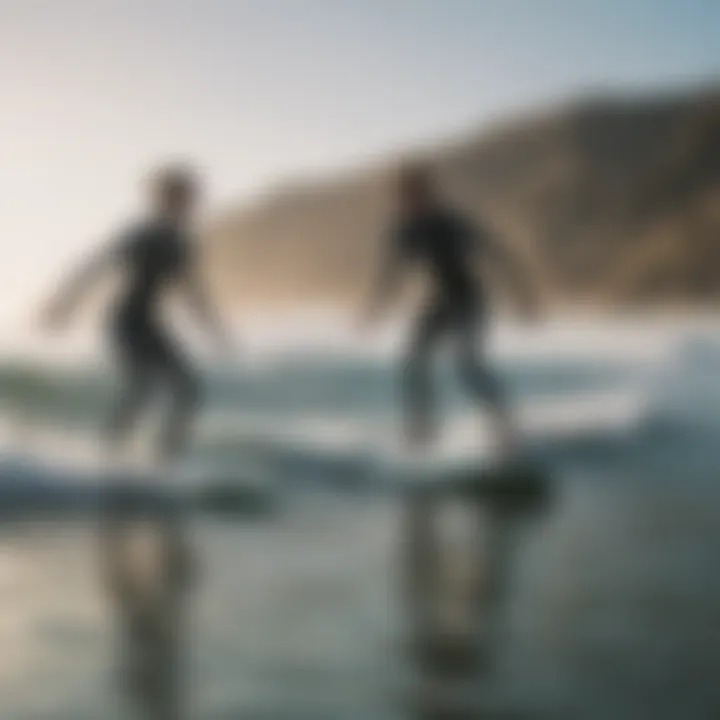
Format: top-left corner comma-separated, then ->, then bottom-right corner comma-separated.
478,226 -> 538,317
363,229 -> 405,324
41,241 -> 121,328
183,249 -> 231,351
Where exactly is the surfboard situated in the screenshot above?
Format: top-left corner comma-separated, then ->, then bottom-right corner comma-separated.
381,440 -> 553,514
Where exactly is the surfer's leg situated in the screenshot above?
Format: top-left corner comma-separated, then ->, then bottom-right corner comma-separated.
157,333 -> 202,462
106,346 -> 155,457
455,309 -> 519,452
456,331 -> 504,409
402,304 -> 447,446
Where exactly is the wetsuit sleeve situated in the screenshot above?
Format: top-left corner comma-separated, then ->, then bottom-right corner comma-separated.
461,214 -> 488,254
468,216 -> 512,265
181,236 -> 195,274
43,227 -> 138,324
396,218 -> 423,262
377,223 -> 408,301
361,222 -> 408,320
113,225 -> 145,262
181,238 -> 227,345
472,217 -> 536,312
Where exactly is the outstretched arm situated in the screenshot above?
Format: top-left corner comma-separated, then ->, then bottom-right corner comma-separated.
42,241 -> 120,329
481,230 -> 539,318
183,253 -> 231,351
362,230 -> 405,326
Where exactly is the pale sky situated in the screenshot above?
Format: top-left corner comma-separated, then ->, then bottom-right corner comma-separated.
1,0 -> 718,335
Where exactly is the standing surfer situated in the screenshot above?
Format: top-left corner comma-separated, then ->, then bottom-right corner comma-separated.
42,165 -> 229,464
363,162 -> 538,451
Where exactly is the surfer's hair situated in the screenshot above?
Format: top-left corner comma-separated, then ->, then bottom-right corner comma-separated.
150,163 -> 200,206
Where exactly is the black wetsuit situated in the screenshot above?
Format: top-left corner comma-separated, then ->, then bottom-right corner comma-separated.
390,206 -> 504,439
107,220 -> 200,457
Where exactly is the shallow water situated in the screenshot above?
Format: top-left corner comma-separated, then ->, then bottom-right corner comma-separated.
2,317 -> 720,718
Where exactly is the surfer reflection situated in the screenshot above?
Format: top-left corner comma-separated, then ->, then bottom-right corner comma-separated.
102,515 -> 194,719
41,165 -> 229,464
362,161 -> 539,451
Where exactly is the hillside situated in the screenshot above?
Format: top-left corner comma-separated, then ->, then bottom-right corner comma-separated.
206,86 -> 720,310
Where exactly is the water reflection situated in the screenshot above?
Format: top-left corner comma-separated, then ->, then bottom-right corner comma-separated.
101,488 -> 195,720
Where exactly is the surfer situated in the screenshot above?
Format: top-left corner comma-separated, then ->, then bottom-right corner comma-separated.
363,161 -> 538,451
42,165 -> 229,463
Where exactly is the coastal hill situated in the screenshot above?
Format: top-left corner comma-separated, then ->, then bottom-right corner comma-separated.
207,86 -> 720,310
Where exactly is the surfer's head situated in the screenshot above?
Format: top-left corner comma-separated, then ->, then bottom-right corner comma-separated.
395,160 -> 437,214
149,163 -> 201,223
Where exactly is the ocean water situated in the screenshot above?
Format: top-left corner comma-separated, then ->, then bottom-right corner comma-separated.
2,315 -> 720,718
